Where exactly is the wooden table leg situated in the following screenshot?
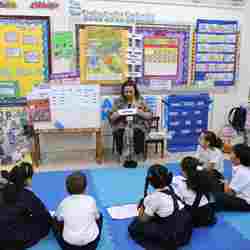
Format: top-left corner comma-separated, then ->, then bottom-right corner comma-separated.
96,130 -> 103,164
32,133 -> 39,167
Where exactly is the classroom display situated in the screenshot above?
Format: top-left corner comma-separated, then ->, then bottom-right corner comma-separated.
164,93 -> 211,152
130,25 -> 190,89
52,31 -> 76,75
79,26 -> 129,84
76,24 -> 190,90
0,0 -> 16,8
0,16 -> 51,97
33,85 -> 101,129
0,98 -> 31,166
194,19 -> 238,86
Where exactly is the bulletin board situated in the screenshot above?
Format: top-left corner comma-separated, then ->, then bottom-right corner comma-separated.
0,97 -> 31,166
79,25 -> 129,84
0,16 -> 51,97
76,24 -> 190,91
194,19 -> 238,87
134,25 -> 190,89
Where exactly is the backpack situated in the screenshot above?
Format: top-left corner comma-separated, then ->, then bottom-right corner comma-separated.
228,106 -> 247,132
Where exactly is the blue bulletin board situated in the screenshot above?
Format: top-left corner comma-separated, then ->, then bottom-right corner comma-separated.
195,19 -> 238,87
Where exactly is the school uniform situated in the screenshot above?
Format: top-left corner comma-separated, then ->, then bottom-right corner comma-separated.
0,188 -> 51,250
215,165 -> 250,211
173,176 -> 216,227
128,186 -> 192,250
196,145 -> 224,175
54,194 -> 102,250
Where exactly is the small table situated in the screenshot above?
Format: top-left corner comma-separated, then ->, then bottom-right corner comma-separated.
32,128 -> 103,167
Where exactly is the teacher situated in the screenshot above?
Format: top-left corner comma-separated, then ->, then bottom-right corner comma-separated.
109,80 -> 152,162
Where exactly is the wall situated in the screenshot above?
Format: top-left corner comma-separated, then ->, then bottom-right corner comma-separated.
0,0 -> 248,155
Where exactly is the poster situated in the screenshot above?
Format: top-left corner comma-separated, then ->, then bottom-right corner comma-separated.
135,26 -> 190,88
53,32 -> 74,58
48,85 -> 101,129
52,31 -> 76,74
0,0 -> 16,8
79,26 -> 128,84
0,100 -> 31,166
0,81 -> 20,98
0,17 -> 50,97
195,20 -> 238,86
27,99 -> 51,122
144,36 -> 179,77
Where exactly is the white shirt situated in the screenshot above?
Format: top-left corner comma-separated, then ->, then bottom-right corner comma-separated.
55,194 -> 100,246
196,145 -> 224,174
230,165 -> 250,204
172,176 -> 209,207
143,187 -> 184,218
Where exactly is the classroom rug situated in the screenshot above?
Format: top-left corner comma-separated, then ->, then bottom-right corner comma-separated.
28,160 -> 250,250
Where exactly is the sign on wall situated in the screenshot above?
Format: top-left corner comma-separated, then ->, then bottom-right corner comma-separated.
0,16 -> 51,97
79,26 -> 128,84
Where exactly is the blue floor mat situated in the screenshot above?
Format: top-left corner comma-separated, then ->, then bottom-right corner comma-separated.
28,160 -> 250,250
90,160 -> 250,250
109,216 -> 250,250
89,167 -> 148,207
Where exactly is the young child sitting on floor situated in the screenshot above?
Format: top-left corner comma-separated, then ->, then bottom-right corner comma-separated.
0,162 -> 51,250
173,156 -> 217,227
53,171 -> 103,250
196,130 -> 224,177
128,164 -> 192,250
214,144 -> 250,211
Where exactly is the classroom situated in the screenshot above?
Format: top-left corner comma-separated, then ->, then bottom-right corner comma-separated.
0,0 -> 250,250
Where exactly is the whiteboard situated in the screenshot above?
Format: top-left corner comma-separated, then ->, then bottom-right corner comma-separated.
34,85 -> 101,129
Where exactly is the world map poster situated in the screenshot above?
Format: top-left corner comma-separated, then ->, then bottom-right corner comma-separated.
79,26 -> 128,84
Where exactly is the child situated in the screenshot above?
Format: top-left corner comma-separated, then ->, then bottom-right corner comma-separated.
128,164 -> 192,250
173,157 -> 217,227
0,162 -> 51,250
196,131 -> 225,189
215,144 -> 250,211
53,171 -> 103,250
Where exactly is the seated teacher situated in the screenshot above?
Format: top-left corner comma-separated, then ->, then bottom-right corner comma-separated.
109,80 -> 152,160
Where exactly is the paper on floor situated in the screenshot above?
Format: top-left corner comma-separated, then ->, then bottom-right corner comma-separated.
107,204 -> 138,219
50,210 -> 55,216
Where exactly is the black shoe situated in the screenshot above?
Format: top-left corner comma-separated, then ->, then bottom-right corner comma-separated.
123,160 -> 138,168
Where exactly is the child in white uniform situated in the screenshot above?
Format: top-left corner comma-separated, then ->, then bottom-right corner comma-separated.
196,131 -> 224,176
53,171 -> 103,250
173,157 -> 216,227
128,164 -> 192,250
215,144 -> 250,211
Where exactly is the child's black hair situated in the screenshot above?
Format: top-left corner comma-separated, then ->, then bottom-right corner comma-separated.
8,162 -> 33,191
232,144 -> 250,167
181,156 -> 213,195
66,171 -> 87,195
203,131 -> 223,149
2,162 -> 33,204
144,164 -> 173,197
3,183 -> 19,204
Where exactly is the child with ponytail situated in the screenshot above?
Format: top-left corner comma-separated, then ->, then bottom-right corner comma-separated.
0,162 -> 51,250
196,130 -> 224,176
196,131 -> 224,178
128,164 -> 192,250
173,157 -> 217,227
